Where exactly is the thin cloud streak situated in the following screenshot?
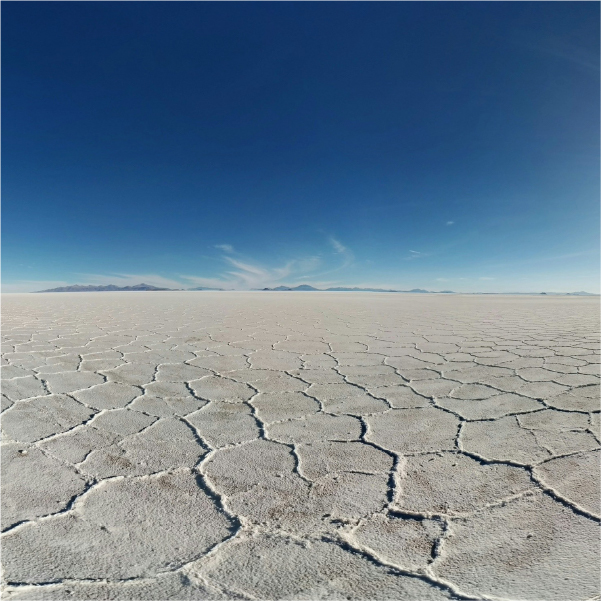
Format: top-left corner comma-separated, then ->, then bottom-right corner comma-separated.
330,237 -> 348,255
329,236 -> 354,268
405,249 -> 432,261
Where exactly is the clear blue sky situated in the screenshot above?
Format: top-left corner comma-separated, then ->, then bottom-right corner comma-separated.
3,2 -> 599,292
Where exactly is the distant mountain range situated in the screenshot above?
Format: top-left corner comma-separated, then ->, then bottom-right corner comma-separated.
260,285 -> 442,293
258,286 -> 599,295
36,283 -> 446,294
31,283 -> 597,295
262,285 -> 323,291
479,291 -> 598,296
34,283 -> 172,292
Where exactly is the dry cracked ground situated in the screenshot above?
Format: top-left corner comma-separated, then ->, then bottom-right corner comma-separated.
1,292 -> 599,601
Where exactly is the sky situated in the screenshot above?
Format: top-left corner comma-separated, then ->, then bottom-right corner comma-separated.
3,2 -> 599,293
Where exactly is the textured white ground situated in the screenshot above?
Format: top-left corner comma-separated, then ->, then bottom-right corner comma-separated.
1,292 -> 599,601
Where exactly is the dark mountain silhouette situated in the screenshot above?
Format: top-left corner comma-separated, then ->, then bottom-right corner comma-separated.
259,286 -> 457,293
261,285 -> 319,291
34,283 -> 172,292
33,283 -> 593,295
325,287 -> 397,292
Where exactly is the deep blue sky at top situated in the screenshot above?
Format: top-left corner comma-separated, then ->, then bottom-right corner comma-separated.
3,2 -> 599,292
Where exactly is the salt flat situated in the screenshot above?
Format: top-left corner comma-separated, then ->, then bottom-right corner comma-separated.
1,291 -> 599,600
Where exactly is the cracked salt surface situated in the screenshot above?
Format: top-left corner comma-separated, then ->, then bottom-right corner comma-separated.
1,292 -> 599,600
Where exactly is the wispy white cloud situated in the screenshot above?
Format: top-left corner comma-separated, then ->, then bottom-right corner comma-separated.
195,237 -> 353,289
405,249 -> 432,261
329,237 -> 347,255
214,244 -> 234,253
224,258 -> 270,277
329,236 -> 354,267
182,251 -> 324,290
446,221 -> 454,226
222,257 -> 293,288
479,277 -> 495,281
